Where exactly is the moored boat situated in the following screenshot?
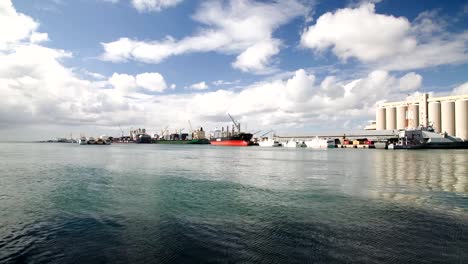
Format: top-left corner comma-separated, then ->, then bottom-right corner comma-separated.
305,137 -> 335,148
258,138 -> 282,147
78,136 -> 87,145
284,139 -> 306,148
87,137 -> 96,144
210,114 -> 253,146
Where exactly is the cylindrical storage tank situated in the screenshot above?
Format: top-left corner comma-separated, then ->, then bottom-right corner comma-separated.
376,107 -> 386,130
407,104 -> 419,128
455,99 -> 468,141
441,101 -> 455,136
396,106 -> 407,130
385,107 -> 396,130
428,101 -> 441,133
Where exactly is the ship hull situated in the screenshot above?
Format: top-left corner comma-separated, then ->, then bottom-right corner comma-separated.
210,140 -> 250,146
154,139 -> 210,144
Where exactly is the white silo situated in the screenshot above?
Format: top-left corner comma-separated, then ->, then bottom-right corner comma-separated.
455,99 -> 467,141
428,101 -> 441,133
385,107 -> 396,130
396,106 -> 407,129
376,107 -> 386,130
407,104 -> 419,128
441,101 -> 455,136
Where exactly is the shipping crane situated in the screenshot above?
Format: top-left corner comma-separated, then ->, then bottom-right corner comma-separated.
228,113 -> 241,132
188,120 -> 193,133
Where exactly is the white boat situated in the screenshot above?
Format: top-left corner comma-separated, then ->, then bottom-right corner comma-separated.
305,137 -> 335,148
100,135 -> 112,145
258,138 -> 281,147
78,137 -> 87,145
284,140 -> 306,148
87,137 -> 96,144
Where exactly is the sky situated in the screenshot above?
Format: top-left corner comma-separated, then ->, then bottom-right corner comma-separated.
1,0 -> 467,140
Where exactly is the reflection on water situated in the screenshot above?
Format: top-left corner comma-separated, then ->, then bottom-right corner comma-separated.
0,143 -> 467,263
372,150 -> 468,211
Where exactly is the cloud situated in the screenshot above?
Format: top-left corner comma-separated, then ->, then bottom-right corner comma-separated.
0,0 -> 39,50
1,0 -> 457,140
135,72 -> 167,92
452,82 -> 468,95
301,3 -> 468,71
398,72 -> 422,91
212,79 -> 240,86
101,0 -> 307,73
29,32 -> 49,43
131,0 -> 183,12
189,81 -> 208,90
108,72 -> 168,93
232,40 -> 280,73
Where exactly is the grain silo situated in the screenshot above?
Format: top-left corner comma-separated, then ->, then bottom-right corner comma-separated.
455,99 -> 467,141
441,101 -> 455,136
376,108 -> 386,130
396,106 -> 407,130
428,101 -> 441,133
407,104 -> 419,128
385,107 -> 396,130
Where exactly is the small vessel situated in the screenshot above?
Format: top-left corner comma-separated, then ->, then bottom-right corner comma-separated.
305,137 -> 335,148
284,139 -> 306,148
258,138 -> 282,147
78,136 -> 87,145
87,137 -> 96,144
210,114 -> 254,146
99,135 -> 112,145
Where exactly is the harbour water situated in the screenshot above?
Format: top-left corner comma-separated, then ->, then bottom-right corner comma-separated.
0,143 -> 467,263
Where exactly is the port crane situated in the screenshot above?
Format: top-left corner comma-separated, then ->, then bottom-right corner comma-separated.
188,120 -> 193,133
160,126 -> 169,138
260,130 -> 273,137
228,113 -> 241,132
118,124 -> 124,137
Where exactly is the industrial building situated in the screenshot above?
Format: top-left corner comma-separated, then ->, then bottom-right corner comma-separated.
375,93 -> 468,141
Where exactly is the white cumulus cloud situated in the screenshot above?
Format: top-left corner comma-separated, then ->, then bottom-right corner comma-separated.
0,0 -> 39,50
101,0 -> 307,73
108,72 -> 168,93
452,82 -> 468,95
131,0 -> 183,12
398,72 -> 422,91
301,3 -> 468,71
190,81 -> 208,90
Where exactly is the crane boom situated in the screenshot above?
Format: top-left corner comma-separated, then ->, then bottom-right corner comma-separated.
188,120 -> 193,133
260,130 -> 273,137
228,113 -> 240,131
118,124 -> 124,137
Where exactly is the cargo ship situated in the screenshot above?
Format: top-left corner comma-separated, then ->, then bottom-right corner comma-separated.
131,128 -> 152,144
153,126 -> 210,144
210,114 -> 254,146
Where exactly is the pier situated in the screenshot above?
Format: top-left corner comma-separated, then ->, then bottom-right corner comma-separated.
274,130 -> 399,143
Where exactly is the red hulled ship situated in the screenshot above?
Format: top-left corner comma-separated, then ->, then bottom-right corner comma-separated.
210,132 -> 254,146
210,114 -> 253,146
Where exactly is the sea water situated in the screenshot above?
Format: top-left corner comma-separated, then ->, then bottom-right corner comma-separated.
0,143 -> 467,263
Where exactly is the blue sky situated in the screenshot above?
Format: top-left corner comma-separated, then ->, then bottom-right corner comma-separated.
1,0 -> 468,139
